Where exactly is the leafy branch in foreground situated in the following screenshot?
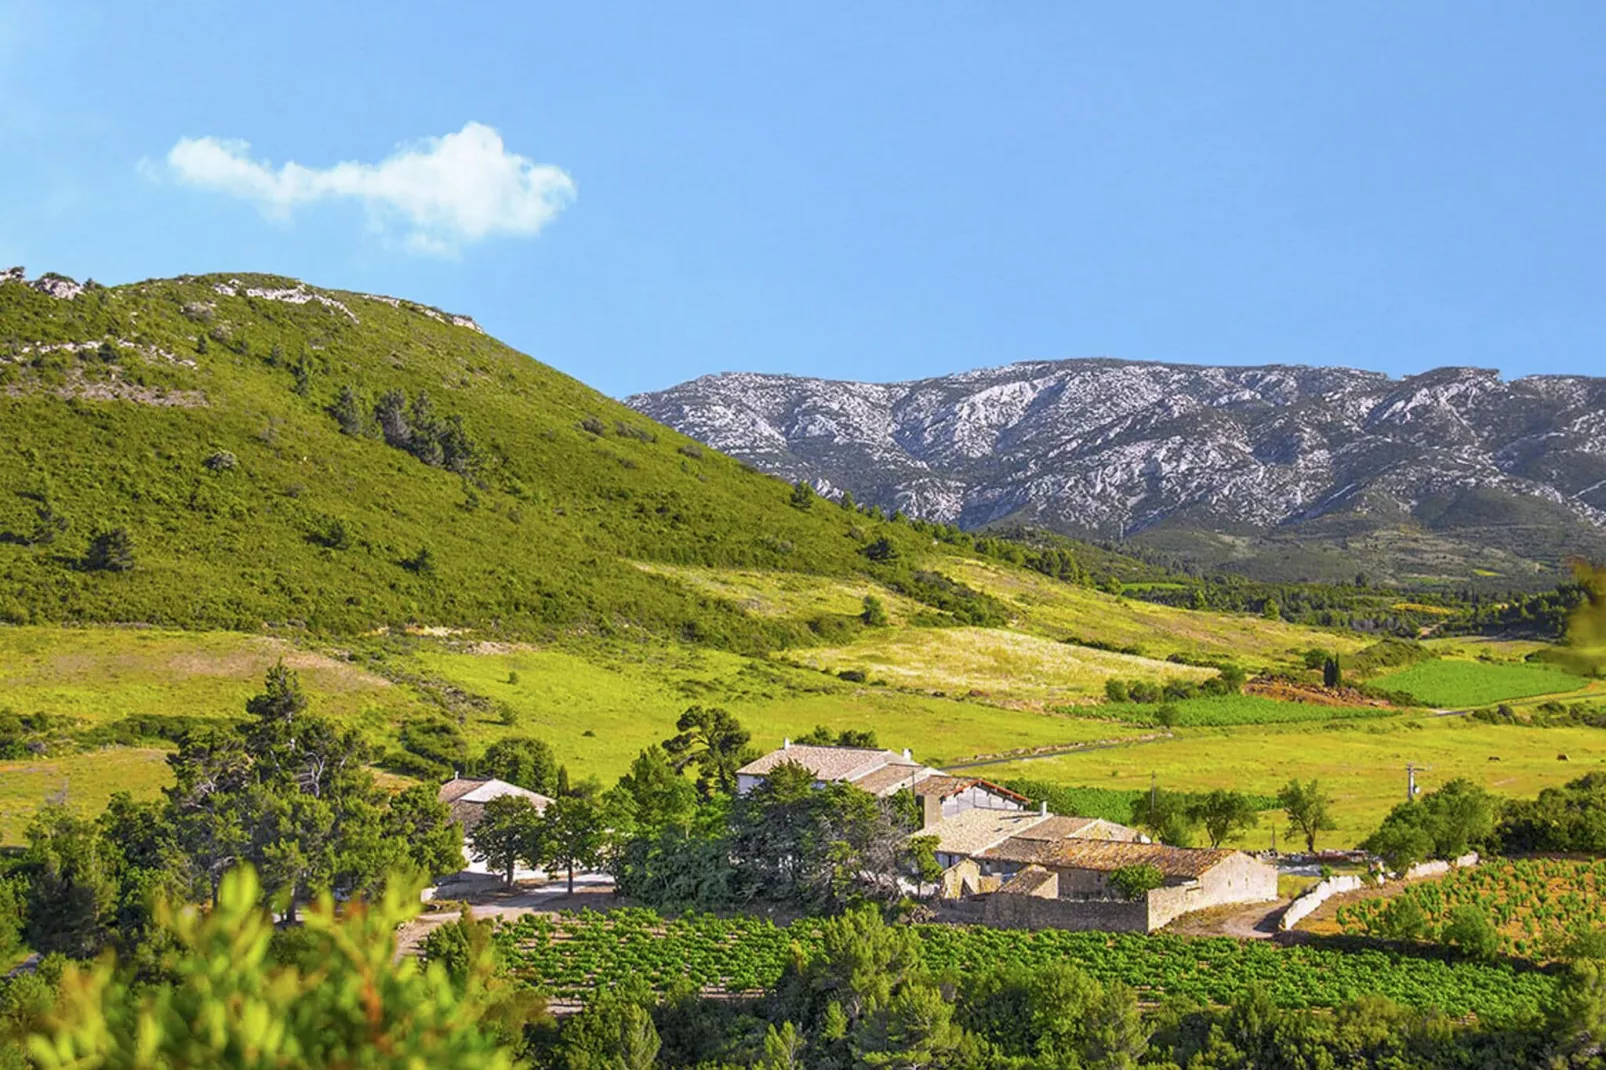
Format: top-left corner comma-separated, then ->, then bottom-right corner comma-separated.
26,865 -> 534,1069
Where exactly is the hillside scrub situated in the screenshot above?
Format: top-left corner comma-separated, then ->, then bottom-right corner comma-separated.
0,274 -> 945,646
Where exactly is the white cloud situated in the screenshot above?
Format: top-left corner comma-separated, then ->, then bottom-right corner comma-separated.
159,122 -> 575,254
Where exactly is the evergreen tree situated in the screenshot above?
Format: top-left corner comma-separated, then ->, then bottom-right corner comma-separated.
83,528 -> 134,573
663,706 -> 752,797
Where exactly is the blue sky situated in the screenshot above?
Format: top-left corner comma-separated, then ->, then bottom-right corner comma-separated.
1,2 -> 1602,396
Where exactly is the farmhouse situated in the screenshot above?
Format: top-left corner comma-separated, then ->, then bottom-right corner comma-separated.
924,806 -> 1275,932
438,776 -> 554,832
437,777 -> 554,877
736,741 -> 1028,821
923,807 -> 1145,870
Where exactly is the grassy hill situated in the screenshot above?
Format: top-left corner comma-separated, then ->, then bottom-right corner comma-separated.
0,272 -> 941,644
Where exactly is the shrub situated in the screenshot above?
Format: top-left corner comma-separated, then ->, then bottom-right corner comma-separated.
1108,864 -> 1164,901
860,595 -> 889,627
1373,897 -> 1430,941
203,449 -> 238,472
1441,904 -> 1500,960
84,528 -> 135,573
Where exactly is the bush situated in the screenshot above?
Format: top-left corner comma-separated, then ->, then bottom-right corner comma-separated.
84,528 -> 135,573
203,449 -> 238,472
1108,864 -> 1164,900
1441,904 -> 1500,960
1373,897 -> 1430,941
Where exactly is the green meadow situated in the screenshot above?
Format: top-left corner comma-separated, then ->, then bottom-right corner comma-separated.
981,714 -> 1606,849
1370,658 -> 1592,707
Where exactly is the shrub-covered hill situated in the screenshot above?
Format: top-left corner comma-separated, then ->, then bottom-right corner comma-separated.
0,271 -> 938,645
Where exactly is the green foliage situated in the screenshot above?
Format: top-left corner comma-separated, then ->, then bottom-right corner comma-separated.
469,794 -> 544,886
1501,773 -> 1606,853
476,736 -> 559,795
1370,658 -> 1587,707
1338,858 -> 1606,961
0,273 -> 938,645
24,866 -> 526,1069
496,906 -> 1559,1019
1187,789 -> 1260,849
1441,904 -> 1502,961
1362,778 -> 1500,872
1108,863 -> 1165,900
538,792 -> 607,894
794,725 -> 879,748
82,527 -> 134,573
860,594 -> 888,627
1101,692 -> 1395,727
788,480 -> 815,511
662,705 -> 752,797
1278,778 -> 1338,853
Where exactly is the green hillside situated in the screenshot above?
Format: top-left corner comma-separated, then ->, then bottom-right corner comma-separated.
0,273 -> 935,644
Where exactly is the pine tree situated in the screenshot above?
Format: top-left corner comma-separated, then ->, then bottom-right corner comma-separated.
84,528 -> 135,573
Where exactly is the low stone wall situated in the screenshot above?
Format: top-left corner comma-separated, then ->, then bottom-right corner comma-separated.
1280,875 -> 1365,931
1402,851 -> 1479,882
979,893 -> 1151,933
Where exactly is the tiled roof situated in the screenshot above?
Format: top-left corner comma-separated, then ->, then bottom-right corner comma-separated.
923,809 -> 1054,856
847,762 -> 932,796
998,865 -> 1056,895
437,778 -> 552,830
438,778 -> 484,804
909,776 -> 1027,804
1008,815 -> 1101,840
737,745 -> 903,782
983,837 -> 1238,879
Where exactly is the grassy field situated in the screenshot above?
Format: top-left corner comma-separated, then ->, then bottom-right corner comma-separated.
632,563 -> 929,624
414,641 -> 1143,783
785,626 -> 1215,708
979,714 -> 1606,849
0,746 -> 172,843
0,625 -> 423,730
1099,694 -> 1399,727
943,558 -> 1367,670
1369,658 -> 1592,707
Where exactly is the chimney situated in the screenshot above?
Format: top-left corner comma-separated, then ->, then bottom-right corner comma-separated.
902,748 -> 912,761
1040,801 -> 1049,817
782,738 -> 790,749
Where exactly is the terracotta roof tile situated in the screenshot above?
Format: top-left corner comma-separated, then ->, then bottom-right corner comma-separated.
998,865 -> 1057,895
847,762 -> 932,796
737,745 -> 903,782
984,837 -> 1238,879
924,809 -> 1054,856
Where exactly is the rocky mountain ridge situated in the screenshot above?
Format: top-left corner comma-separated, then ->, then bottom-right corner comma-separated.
628,359 -> 1606,582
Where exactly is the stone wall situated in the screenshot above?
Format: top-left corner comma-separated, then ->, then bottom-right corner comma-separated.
977,893 -> 1151,933
1280,875 -> 1366,931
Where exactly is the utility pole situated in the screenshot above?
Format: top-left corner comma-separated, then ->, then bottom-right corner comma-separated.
1405,763 -> 1428,802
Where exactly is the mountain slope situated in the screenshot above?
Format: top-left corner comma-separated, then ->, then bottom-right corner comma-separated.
628,359 -> 1606,583
0,270 -> 939,643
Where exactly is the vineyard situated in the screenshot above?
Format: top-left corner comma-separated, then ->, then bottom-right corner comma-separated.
1335,858 -> 1606,958
493,908 -> 1556,1020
